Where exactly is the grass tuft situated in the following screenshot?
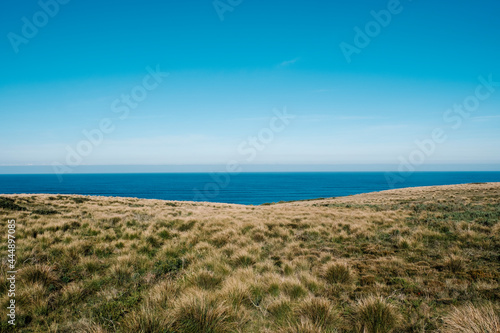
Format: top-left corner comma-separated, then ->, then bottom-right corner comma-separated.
121,305 -> 168,333
323,263 -> 352,284
441,302 -> 500,333
353,296 -> 400,333
296,296 -> 341,329
19,264 -> 59,287
168,293 -> 241,333
188,270 -> 224,290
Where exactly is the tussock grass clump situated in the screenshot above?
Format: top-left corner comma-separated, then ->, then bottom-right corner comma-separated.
323,262 -> 352,284
188,269 -> 224,290
145,235 -> 161,247
266,297 -> 293,323
16,282 -> 48,316
146,279 -> 180,307
19,264 -> 59,287
154,257 -> 183,275
178,219 -> 196,231
32,208 -> 60,215
158,228 -> 174,240
225,287 -> 251,310
359,275 -> 376,286
59,282 -> 87,305
168,293 -> 242,333
210,230 -> 237,248
194,241 -> 215,254
299,272 -> 326,295
251,228 -> 267,242
282,280 -> 308,300
441,302 -> 500,333
444,255 -> 466,274
109,264 -> 133,283
353,296 -> 400,333
71,197 -> 90,204
121,305 -> 168,333
232,252 -> 256,268
219,278 -> 251,309
296,296 -> 341,330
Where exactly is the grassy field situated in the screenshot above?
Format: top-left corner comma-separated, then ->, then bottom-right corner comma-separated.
1,183 -> 500,332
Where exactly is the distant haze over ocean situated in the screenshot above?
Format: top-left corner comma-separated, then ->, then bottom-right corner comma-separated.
1,164 -> 500,174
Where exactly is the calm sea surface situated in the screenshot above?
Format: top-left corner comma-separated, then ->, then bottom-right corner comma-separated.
1,172 -> 500,205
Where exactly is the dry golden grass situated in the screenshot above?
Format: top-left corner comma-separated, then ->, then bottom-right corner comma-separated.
441,302 -> 500,333
1,182 -> 500,332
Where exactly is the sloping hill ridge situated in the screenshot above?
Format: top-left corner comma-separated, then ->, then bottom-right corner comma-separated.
1,183 -> 499,332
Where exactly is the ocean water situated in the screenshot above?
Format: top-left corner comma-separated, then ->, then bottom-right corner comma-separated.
1,172 -> 500,205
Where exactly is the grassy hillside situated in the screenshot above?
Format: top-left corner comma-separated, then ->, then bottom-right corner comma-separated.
1,183 -> 500,332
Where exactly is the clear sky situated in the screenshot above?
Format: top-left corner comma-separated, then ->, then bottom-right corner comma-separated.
1,0 -> 499,172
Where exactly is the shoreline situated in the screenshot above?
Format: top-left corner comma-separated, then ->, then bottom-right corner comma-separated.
2,182 -> 500,206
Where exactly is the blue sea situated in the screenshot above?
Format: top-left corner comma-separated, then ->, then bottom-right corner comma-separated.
1,172 -> 500,205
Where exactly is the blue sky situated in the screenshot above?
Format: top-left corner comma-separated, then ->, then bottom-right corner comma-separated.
1,0 -> 499,172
